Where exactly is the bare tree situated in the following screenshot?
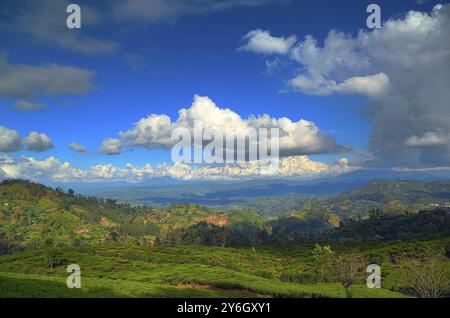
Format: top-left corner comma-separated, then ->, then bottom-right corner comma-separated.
405,257 -> 449,298
333,253 -> 366,298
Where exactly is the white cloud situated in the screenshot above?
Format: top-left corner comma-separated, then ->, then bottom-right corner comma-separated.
69,143 -> 87,153
335,73 -> 389,96
239,29 -> 297,55
22,132 -> 54,152
100,138 -> 122,155
88,164 -> 128,180
265,57 -> 283,73
285,30 -> 392,97
14,100 -> 47,111
125,163 -> 154,179
0,154 -> 358,183
0,126 -> 22,153
241,28 -> 390,97
0,56 -> 95,100
289,72 -> 389,97
116,95 -> 347,156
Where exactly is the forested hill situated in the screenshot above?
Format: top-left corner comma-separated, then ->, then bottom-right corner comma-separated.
0,180 -> 264,250
320,208 -> 450,243
278,180 -> 450,220
0,180 -> 146,249
337,180 -> 450,204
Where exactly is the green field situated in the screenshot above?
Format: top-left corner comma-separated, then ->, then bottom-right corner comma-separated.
0,245 -> 410,298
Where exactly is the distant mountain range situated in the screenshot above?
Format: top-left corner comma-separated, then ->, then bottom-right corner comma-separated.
80,179 -> 367,207
78,169 -> 450,215
285,180 -> 450,220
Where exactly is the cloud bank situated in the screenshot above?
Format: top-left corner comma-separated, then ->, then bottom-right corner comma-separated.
0,154 -> 357,183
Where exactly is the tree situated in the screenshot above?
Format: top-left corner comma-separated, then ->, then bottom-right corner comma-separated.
46,248 -> 65,269
68,189 -> 75,196
312,244 -> 335,283
404,256 -> 449,298
333,253 -> 366,298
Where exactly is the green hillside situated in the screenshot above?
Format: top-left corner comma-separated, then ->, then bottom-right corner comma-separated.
0,245 -> 409,298
0,180 -> 265,250
2,179 -> 450,249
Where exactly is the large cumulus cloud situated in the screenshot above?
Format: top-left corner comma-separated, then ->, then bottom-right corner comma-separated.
112,95 -> 348,157
241,4 -> 450,167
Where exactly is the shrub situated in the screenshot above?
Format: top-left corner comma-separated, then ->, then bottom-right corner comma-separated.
280,271 -> 318,284
254,270 -> 275,279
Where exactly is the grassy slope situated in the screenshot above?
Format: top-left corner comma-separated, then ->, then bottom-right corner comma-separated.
0,245 -> 406,298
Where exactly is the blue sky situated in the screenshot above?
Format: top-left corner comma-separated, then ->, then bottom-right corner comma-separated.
0,0 -> 449,183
